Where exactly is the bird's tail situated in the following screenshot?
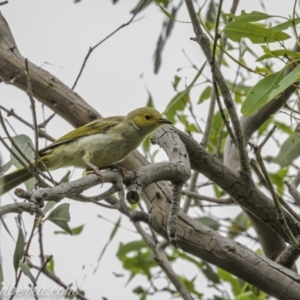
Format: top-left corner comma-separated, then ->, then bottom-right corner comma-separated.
0,163 -> 45,196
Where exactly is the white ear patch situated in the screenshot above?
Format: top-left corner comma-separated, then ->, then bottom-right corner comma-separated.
131,121 -> 140,130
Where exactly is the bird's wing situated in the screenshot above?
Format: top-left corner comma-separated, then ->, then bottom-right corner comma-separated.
39,116 -> 123,155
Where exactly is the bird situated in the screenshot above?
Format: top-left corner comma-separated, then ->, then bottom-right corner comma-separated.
0,107 -> 172,196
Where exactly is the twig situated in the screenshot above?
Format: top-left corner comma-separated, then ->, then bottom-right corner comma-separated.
285,180 -> 300,206
0,111 -> 44,185
0,1 -> 8,6
10,217 -> 38,300
0,105 -> 55,142
71,0 -> 147,90
182,171 -> 198,213
31,264 -> 88,300
38,113 -> 55,129
211,0 -> 237,148
182,190 -> 233,204
25,59 -> 39,168
211,0 -> 223,67
250,159 -> 300,223
201,0 -> 239,147
185,0 -> 251,176
249,128 -> 298,245
285,167 -> 300,206
38,223 -> 45,265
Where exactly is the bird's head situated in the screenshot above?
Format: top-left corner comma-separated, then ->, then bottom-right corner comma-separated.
127,107 -> 172,135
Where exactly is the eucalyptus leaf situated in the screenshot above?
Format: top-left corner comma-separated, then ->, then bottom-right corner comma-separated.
43,201 -> 57,215
197,216 -> 220,230
164,61 -> 206,121
13,228 -> 24,273
273,136 -> 300,167
223,22 -> 290,44
19,262 -> 36,284
46,203 -> 72,235
0,216 -> 15,241
272,17 -> 300,31
0,262 -> 3,292
241,70 -> 284,116
54,224 -> 85,235
218,268 -> 242,296
223,10 -> 272,22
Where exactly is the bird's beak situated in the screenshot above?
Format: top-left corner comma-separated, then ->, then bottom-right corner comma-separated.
158,118 -> 172,125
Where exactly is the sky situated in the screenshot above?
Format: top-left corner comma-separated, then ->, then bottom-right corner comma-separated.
0,0 -> 298,299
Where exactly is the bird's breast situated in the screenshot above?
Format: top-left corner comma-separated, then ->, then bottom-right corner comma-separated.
44,133 -> 136,170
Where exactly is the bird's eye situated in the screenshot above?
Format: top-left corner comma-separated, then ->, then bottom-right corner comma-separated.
144,114 -> 151,120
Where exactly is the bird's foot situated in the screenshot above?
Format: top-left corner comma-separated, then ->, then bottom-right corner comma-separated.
86,168 -> 105,185
108,164 -> 127,177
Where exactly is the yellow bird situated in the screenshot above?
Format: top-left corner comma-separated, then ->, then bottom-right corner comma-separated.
0,107 -> 171,196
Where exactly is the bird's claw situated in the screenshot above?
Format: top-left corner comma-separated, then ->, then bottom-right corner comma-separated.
86,169 -> 104,186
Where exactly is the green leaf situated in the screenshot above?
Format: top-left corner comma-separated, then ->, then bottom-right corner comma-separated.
268,64 -> 300,100
46,203 -> 72,235
13,228 -> 24,273
42,201 -> 57,215
296,123 -> 300,136
19,262 -> 36,284
273,136 -> 300,167
0,262 -> 3,292
146,91 -> 154,108
10,134 -> 34,167
236,291 -> 255,299
172,75 -> 181,90
227,212 -> 250,239
224,10 -> 272,22
206,0 -> 216,24
158,4 -> 174,20
45,255 -> 55,273
9,134 -> 36,192
274,121 -> 293,135
201,262 -> 220,284
177,114 -> 200,133
241,70 -> 284,116
197,216 -> 220,230
272,17 -> 300,32
0,216 -> 15,241
198,86 -> 212,104
218,268 -> 242,296
257,49 -> 300,62
117,240 -> 148,260
258,118 -> 273,136
54,224 -> 85,235
164,61 -> 207,122
164,92 -> 190,123
59,170 -> 71,183
116,240 -> 155,285
130,0 -> 154,14
269,168 -> 288,195
0,160 -> 13,173
46,203 -> 70,221
179,276 -> 203,298
223,22 -> 290,44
